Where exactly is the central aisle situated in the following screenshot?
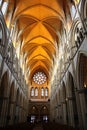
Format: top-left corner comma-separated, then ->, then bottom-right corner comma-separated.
33,123 -> 43,130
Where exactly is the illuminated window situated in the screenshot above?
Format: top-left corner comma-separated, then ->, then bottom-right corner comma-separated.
31,87 -> 34,96
0,25 -> 2,42
0,0 -> 2,6
45,88 -> 48,97
33,72 -> 46,84
35,88 -> 38,96
70,5 -> 76,19
31,116 -> 35,123
74,0 -> 80,5
1,2 -> 8,15
43,115 -> 48,121
41,87 -> 44,96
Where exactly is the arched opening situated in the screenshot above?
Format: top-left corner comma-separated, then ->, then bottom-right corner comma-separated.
41,87 -> 44,97
0,71 -> 9,127
30,106 -> 39,123
78,53 -> 87,128
35,87 -> 38,97
70,72 -> 79,127
68,72 -> 78,127
31,87 -> 34,97
40,106 -> 49,122
0,10 -> 8,55
0,71 -> 9,116
78,54 -> 87,90
81,0 -> 87,27
45,87 -> 49,97
1,1 -> 8,17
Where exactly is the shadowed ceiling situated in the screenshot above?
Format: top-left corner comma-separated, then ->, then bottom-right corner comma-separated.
12,0 -> 70,85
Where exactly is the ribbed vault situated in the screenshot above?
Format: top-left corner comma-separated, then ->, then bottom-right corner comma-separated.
12,0 -> 70,85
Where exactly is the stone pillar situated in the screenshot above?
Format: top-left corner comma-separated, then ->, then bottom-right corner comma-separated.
21,107 -> 25,122
0,97 -> 8,127
15,105 -> 20,124
67,97 -> 75,127
19,106 -> 22,123
62,102 -> 67,124
6,101 -> 15,125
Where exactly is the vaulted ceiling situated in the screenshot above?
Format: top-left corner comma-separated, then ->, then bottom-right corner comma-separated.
12,0 -> 70,84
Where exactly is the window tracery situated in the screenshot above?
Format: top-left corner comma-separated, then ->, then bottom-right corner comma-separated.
41,87 -> 44,96
1,1 -> 8,15
33,72 -> 46,84
45,88 -> 48,97
31,87 -> 34,97
35,88 -> 38,97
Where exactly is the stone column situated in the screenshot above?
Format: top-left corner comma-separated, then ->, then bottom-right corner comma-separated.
15,105 -> 20,124
67,97 -> 75,127
62,102 -> 67,124
8,101 -> 16,125
0,97 -> 8,127
19,106 -> 22,123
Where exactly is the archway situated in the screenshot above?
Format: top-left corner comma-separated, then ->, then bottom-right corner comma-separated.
30,106 -> 39,123
0,71 -> 9,115
0,71 -> 9,126
78,53 -> 87,129
40,106 -> 49,122
67,72 -> 78,127
68,72 -> 79,128
61,81 -> 68,124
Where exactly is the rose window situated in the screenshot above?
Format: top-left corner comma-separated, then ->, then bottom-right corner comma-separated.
33,72 -> 46,84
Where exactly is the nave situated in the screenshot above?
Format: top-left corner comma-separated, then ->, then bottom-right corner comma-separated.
0,0 -> 87,130
0,122 -> 77,130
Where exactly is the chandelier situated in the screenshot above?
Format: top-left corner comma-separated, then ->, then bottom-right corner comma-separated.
33,72 -> 46,84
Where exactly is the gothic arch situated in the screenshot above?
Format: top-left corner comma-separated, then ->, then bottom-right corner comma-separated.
76,52 -> 87,129
40,105 -> 49,115
0,71 -> 9,97
30,106 -> 39,116
77,52 -> 87,89
0,10 -> 7,48
40,105 -> 49,121
67,71 -> 79,127
0,70 -> 10,125
0,71 -> 9,116
9,81 -> 15,101
70,18 -> 84,54
67,72 -> 76,97
81,0 -> 87,20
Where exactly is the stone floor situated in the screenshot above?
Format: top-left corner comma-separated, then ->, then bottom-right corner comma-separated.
0,122 -> 78,130
33,123 -> 43,130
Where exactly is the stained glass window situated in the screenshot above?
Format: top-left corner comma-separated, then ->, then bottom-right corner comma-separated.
31,87 -> 34,96
41,87 -> 44,96
45,88 -> 48,96
33,72 -> 46,84
1,2 -> 8,15
35,88 -> 38,96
